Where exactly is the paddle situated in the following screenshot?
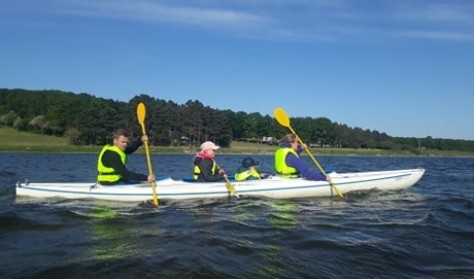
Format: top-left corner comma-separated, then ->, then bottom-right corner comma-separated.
136,102 -> 159,206
273,107 -> 344,199
216,163 -> 240,198
224,175 -> 240,198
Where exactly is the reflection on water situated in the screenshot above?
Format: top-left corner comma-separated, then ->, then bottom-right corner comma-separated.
86,206 -> 129,262
267,200 -> 298,229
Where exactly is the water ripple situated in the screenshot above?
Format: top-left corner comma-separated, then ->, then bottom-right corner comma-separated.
1,154 -> 474,278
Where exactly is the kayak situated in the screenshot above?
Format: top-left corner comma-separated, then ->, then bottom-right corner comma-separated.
15,168 -> 425,202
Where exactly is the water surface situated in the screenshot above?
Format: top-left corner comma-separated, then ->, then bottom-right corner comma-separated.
1,153 -> 473,278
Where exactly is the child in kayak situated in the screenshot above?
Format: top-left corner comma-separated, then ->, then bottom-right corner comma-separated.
235,157 -> 270,181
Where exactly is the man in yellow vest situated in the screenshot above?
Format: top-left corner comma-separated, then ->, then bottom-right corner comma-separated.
97,129 -> 155,185
275,134 -> 328,181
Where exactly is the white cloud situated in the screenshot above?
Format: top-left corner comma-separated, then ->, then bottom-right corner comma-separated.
8,0 -> 474,43
54,0 -> 273,28
395,3 -> 474,22
396,30 -> 474,41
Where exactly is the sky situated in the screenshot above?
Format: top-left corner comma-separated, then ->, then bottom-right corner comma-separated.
1,0 -> 473,140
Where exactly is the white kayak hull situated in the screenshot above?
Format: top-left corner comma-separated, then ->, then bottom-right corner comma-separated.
16,168 -> 425,202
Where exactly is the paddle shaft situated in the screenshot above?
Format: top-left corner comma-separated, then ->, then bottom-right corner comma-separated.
137,103 -> 159,206
140,128 -> 159,206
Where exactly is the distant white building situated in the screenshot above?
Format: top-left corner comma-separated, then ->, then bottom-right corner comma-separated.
262,136 -> 276,144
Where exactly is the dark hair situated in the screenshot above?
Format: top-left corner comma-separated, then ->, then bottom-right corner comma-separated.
113,128 -> 130,139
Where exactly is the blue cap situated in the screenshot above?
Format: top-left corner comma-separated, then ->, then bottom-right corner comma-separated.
241,157 -> 260,168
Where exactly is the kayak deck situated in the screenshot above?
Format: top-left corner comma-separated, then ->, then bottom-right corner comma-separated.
16,168 -> 425,202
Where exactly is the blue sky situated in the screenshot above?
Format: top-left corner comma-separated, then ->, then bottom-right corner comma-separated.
1,0 -> 473,140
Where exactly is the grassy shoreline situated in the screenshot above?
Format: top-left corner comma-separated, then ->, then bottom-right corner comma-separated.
2,127 -> 474,157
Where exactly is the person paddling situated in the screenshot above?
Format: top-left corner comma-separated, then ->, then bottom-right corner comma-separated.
193,141 -> 227,182
97,128 -> 155,185
275,134 -> 329,181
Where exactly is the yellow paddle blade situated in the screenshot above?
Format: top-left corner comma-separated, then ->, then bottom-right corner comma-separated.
137,102 -> 146,129
216,162 -> 239,198
274,107 -> 290,127
225,179 -> 240,198
150,180 -> 159,206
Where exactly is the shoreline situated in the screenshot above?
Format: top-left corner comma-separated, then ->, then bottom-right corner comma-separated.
2,127 -> 474,157
2,145 -> 474,157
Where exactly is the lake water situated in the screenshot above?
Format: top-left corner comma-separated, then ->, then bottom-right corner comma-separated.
0,153 -> 473,278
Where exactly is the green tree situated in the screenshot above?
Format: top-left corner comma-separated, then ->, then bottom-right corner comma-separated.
64,127 -> 82,145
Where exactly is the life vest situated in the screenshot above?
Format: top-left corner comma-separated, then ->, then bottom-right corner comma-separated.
97,145 -> 127,183
193,158 -> 218,180
274,147 -> 300,178
235,169 -> 261,181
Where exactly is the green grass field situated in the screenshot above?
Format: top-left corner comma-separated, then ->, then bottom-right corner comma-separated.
0,127 -> 67,145
1,127 -> 473,156
0,127 -> 100,152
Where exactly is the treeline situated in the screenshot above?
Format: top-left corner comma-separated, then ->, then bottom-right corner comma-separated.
1,88 -> 473,152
